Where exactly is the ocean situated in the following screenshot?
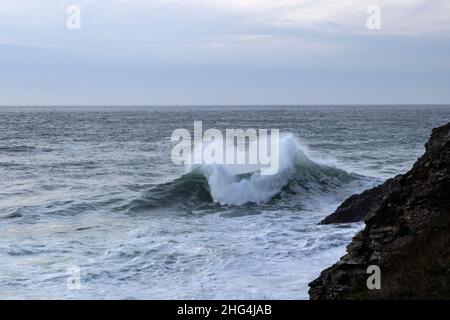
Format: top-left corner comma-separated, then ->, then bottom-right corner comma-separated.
1,105 -> 449,299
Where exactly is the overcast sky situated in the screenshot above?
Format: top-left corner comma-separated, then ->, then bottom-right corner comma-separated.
1,0 -> 450,105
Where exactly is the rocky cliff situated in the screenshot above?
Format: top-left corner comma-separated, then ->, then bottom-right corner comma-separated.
309,122 -> 450,299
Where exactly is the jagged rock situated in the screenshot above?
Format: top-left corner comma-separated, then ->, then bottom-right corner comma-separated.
309,122 -> 450,299
320,176 -> 402,224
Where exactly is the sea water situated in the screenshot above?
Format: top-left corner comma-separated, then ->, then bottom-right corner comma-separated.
1,105 -> 449,299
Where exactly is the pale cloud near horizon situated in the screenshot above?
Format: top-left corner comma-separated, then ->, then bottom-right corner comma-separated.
1,0 -> 448,57
1,0 -> 449,105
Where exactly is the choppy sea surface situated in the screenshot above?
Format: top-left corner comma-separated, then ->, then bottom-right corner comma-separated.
1,105 -> 449,299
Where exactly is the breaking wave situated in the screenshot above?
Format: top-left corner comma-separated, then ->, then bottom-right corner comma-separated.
124,134 -> 364,212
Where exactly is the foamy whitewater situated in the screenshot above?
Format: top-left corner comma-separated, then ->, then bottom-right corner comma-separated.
181,134 -> 358,206
1,105 -> 450,299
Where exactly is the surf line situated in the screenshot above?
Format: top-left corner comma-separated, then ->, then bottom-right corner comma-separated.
171,121 -> 280,176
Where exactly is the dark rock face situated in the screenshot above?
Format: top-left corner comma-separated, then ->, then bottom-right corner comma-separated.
309,122 -> 450,299
320,176 -> 401,224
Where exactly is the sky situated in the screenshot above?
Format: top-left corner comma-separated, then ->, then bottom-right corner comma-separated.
1,0 -> 450,105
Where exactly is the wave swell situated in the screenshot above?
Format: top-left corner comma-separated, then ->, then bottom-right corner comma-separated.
125,135 -> 362,212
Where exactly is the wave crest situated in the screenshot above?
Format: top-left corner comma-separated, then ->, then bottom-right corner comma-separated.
125,134 -> 361,211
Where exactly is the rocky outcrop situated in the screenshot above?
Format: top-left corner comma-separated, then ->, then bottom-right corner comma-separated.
309,122 -> 450,299
320,175 -> 401,224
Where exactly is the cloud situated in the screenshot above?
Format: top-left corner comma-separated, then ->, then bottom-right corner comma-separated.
196,0 -> 450,36
1,0 -> 449,36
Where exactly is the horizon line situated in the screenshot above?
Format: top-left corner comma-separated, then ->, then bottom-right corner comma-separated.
2,104 -> 450,108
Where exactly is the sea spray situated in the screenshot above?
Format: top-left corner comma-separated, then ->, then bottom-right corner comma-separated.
171,121 -> 280,176
126,134 -> 360,210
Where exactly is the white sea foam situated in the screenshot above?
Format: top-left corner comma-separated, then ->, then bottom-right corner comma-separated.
198,134 -> 351,205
